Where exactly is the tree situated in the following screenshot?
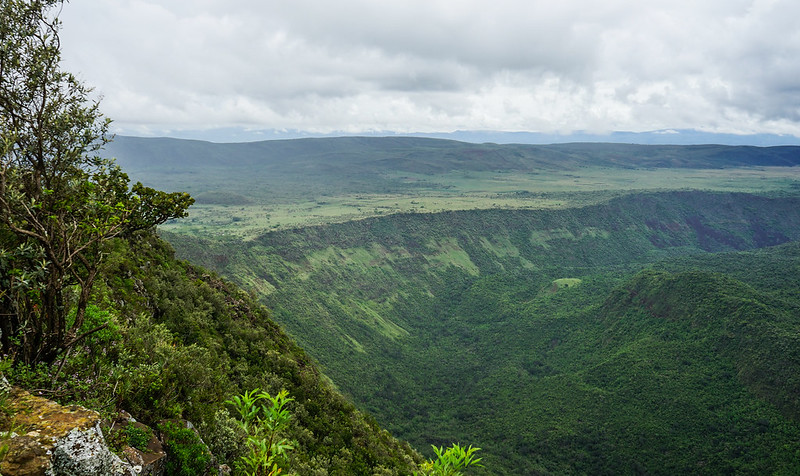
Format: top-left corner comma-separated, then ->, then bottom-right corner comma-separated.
0,0 -> 194,364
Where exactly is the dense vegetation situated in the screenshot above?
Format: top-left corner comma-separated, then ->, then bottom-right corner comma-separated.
4,2 -> 800,474
170,191 -> 800,474
4,231 -> 423,473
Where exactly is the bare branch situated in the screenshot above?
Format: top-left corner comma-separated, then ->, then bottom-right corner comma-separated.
63,321 -> 107,350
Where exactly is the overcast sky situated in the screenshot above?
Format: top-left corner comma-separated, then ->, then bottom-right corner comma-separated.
58,0 -> 800,141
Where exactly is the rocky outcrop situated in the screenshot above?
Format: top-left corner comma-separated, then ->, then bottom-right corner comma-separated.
48,424 -> 133,476
0,387 -> 134,476
108,412 -> 167,476
0,385 -> 234,476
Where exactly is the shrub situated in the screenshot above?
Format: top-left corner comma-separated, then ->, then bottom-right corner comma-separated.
159,421 -> 212,476
415,444 -> 482,476
226,389 -> 295,476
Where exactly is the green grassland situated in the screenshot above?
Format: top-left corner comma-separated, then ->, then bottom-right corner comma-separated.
105,137 -> 800,239
549,278 -> 583,292
158,166 -> 800,239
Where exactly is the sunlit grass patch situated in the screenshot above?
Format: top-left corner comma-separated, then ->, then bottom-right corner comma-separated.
549,278 -> 583,293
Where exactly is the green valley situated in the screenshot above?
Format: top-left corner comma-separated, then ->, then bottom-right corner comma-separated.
6,2 -> 800,474
167,190 -> 800,475
96,136 -> 800,473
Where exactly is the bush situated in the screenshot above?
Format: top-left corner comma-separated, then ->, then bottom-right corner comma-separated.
415,444 -> 482,476
200,409 -> 246,467
226,389 -> 295,476
107,421 -> 153,454
159,421 -> 212,476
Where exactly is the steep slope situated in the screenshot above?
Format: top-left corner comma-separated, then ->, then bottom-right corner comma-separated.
491,262 -> 800,475
5,232 -> 422,474
606,266 -> 800,422
168,190 -> 800,474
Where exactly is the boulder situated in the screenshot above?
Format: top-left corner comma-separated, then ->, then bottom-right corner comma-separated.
0,387 -> 227,476
0,387 -> 135,476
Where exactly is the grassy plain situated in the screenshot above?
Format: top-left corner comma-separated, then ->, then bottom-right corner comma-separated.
159,166 -> 800,239
104,137 -> 800,239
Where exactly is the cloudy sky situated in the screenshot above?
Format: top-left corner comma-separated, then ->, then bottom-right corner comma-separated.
58,0 -> 800,141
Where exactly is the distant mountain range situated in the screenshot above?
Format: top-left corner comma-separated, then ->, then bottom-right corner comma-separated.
106,135 -> 800,175
115,128 -> 800,146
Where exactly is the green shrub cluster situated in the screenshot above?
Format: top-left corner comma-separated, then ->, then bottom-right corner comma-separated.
159,421 -> 213,476
106,422 -> 153,454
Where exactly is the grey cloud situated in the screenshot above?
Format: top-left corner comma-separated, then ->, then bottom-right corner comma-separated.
266,1 -> 607,77
57,0 -> 800,137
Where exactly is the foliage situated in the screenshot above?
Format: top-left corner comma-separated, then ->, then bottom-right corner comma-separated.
170,192 -> 800,474
0,419 -> 20,464
0,0 -> 193,365
0,358 -> 15,464
2,229 -> 423,474
415,444 -> 482,476
122,233 -> 422,472
227,389 -> 294,475
107,421 -> 153,454
201,408 -> 247,470
159,420 -> 212,476
125,423 -> 152,452
0,435 -> 7,463
0,359 -> 11,419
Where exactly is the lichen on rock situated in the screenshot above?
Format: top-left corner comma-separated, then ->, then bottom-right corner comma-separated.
48,424 -> 134,476
0,387 -> 137,476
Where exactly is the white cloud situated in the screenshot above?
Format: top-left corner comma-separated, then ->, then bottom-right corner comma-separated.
57,0 -> 800,138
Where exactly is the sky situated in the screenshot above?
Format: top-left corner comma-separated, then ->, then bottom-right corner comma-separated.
58,0 -> 800,143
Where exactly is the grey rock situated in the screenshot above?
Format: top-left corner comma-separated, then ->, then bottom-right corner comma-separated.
0,387 -> 139,476
47,423 -> 135,476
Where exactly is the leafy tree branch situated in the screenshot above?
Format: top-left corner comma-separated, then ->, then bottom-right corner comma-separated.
0,0 -> 193,364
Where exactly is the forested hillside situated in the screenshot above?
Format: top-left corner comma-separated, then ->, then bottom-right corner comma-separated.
3,231 -> 423,473
169,191 -> 800,474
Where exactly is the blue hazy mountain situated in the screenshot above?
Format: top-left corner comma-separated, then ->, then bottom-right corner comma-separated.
126,127 -> 800,146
